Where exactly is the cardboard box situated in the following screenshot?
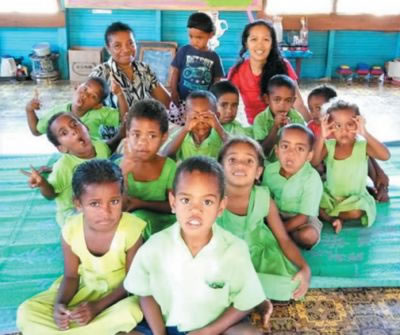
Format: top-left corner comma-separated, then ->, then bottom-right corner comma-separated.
68,47 -> 105,82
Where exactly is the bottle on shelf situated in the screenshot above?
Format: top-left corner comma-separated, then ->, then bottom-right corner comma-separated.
299,17 -> 308,48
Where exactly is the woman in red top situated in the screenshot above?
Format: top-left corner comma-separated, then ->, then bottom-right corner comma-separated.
228,20 -> 310,124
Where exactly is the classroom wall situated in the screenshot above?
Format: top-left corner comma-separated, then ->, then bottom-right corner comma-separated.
1,8 -> 400,80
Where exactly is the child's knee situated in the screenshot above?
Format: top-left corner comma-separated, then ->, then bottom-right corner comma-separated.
340,209 -> 363,220
293,226 -> 320,249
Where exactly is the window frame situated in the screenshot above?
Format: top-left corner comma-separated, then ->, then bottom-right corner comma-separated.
262,0 -> 400,31
0,0 -> 65,27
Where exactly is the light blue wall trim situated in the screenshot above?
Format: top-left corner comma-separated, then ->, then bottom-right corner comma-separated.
325,30 -> 335,78
57,27 -> 69,79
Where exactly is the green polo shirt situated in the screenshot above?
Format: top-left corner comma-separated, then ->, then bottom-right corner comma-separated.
262,161 -> 323,216
48,140 -> 111,227
253,107 -> 305,162
223,120 -> 253,138
37,103 -> 120,140
124,222 -> 265,332
176,130 -> 223,161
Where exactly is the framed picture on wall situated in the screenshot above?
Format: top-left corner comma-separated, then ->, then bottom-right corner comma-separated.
137,41 -> 177,90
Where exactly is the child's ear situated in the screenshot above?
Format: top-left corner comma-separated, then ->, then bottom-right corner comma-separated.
73,197 -> 83,212
262,93 -> 269,104
57,144 -> 68,154
274,144 -> 279,157
168,191 -> 176,214
161,131 -> 168,144
307,149 -> 314,162
255,165 -> 263,181
217,196 -> 227,216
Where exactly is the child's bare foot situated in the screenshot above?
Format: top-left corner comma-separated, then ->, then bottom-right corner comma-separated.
332,218 -> 342,234
256,299 -> 273,329
375,184 -> 389,203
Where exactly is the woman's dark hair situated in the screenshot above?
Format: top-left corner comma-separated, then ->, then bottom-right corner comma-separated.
210,80 -> 239,100
186,90 -> 217,113
187,12 -> 215,34
308,85 -> 338,103
230,20 -> 288,98
126,99 -> 169,134
173,156 -> 225,198
86,77 -> 110,103
46,112 -> 85,147
105,21 -> 134,46
278,124 -> 315,149
326,99 -> 360,117
72,159 -> 124,199
218,136 -> 265,167
264,74 -> 296,96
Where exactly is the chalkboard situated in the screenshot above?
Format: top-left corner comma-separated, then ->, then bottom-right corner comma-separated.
65,0 -> 263,10
138,42 -> 177,89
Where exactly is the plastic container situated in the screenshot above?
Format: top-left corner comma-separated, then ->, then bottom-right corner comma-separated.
33,42 -> 51,57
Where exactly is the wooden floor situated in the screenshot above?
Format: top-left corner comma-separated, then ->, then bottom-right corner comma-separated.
1,79 -> 399,335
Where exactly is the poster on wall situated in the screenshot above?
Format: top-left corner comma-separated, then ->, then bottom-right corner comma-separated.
64,0 -> 263,11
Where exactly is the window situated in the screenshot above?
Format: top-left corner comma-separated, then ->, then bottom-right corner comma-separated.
0,0 -> 59,14
336,0 -> 400,15
266,0 -> 334,15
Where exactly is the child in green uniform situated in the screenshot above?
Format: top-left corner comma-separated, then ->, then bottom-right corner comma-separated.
21,112 -> 121,226
210,80 -> 253,137
17,160 -> 144,334
25,77 -> 128,140
262,124 -> 323,249
217,136 -> 310,301
253,74 -> 305,162
124,156 -> 272,334
312,100 -> 390,233
161,90 -> 228,161
120,99 -> 176,239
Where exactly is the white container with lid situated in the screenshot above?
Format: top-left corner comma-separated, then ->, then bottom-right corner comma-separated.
33,42 -> 51,57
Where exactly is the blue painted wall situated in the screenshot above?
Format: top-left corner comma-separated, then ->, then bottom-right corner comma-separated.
1,8 -> 400,80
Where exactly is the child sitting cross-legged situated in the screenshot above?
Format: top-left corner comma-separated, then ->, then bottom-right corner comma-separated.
210,80 -> 253,138
262,124 -> 324,250
124,156 -> 272,335
119,99 -> 177,239
162,90 -> 228,161
217,136 -> 311,301
312,100 -> 390,233
25,77 -> 128,141
21,112 -> 122,227
253,74 -> 305,162
17,159 -> 145,334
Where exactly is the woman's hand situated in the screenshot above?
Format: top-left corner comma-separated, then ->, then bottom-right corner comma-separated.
292,266 -> 311,300
54,303 -> 70,330
70,301 -> 99,326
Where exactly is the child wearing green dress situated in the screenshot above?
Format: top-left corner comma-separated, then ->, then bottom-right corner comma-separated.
217,136 -> 310,301
17,159 -> 144,334
120,99 -> 176,238
125,156 -> 272,334
161,90 -> 228,161
253,74 -> 305,162
210,80 -> 253,137
25,77 -> 128,141
312,100 -> 390,233
21,112 -> 122,227
262,124 -> 324,249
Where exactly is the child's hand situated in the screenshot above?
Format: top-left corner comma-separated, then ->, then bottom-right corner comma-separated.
184,111 -> 199,132
187,329 -> 210,335
20,165 -> 44,188
320,115 -> 335,139
54,303 -> 70,330
352,115 -> 367,137
274,113 -> 289,128
123,194 -> 142,211
374,172 -> 389,203
171,91 -> 180,107
202,110 -> 220,129
70,301 -> 98,326
111,76 -> 123,97
26,98 -> 41,113
292,266 -> 310,300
